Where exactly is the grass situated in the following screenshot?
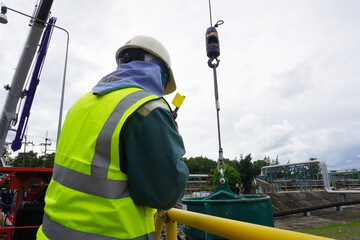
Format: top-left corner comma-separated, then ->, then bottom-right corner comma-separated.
298,221 -> 360,239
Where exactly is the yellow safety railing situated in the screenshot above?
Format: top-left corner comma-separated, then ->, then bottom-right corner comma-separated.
155,208 -> 334,240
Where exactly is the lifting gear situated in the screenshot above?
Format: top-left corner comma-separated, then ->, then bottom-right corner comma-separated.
206,20 -> 224,68
206,0 -> 226,179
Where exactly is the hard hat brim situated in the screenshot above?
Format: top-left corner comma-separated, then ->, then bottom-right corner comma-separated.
164,68 -> 176,95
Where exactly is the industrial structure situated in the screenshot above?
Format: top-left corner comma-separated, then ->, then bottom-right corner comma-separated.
259,160 -> 360,193
185,174 -> 212,196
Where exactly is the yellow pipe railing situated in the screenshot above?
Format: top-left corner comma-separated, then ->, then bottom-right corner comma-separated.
154,213 -> 163,240
165,219 -> 177,240
155,208 -> 334,240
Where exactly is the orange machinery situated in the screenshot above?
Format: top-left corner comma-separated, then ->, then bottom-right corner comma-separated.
0,167 -> 52,240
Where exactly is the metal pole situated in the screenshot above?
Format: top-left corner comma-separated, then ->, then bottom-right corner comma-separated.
56,29 -> 69,143
273,200 -> 360,217
212,67 -> 222,152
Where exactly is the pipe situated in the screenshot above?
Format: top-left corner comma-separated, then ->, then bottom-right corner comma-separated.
166,208 -> 333,240
273,199 -> 360,217
166,219 -> 177,240
154,213 -> 163,240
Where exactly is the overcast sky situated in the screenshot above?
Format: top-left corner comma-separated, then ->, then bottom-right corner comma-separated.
1,0 -> 360,170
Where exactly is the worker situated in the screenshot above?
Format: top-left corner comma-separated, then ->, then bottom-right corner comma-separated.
37,35 -> 189,240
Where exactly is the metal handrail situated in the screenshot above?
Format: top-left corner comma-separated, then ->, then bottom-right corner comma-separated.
155,208 -> 333,240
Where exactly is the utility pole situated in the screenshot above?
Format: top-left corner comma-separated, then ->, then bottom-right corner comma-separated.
21,134 -> 34,166
40,131 -> 51,166
22,134 -> 34,153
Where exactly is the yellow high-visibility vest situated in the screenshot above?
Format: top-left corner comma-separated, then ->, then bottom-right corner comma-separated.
37,87 -> 165,240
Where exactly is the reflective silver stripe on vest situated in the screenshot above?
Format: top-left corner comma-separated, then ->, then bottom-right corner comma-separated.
42,213 -> 155,240
91,90 -> 154,179
52,163 -> 130,199
53,90 -> 155,199
138,100 -> 168,117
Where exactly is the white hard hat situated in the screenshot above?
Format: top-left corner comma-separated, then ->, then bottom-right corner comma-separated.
115,35 -> 176,95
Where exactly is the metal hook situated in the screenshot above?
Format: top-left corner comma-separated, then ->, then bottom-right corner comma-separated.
217,159 -> 226,178
208,57 -> 220,68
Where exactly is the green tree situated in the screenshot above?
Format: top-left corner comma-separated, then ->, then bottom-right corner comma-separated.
183,156 -> 217,174
11,151 -> 40,167
252,158 -> 271,176
222,158 -> 242,175
212,164 -> 241,193
10,151 -> 55,168
270,156 -> 280,165
39,152 -> 55,168
238,154 -> 254,193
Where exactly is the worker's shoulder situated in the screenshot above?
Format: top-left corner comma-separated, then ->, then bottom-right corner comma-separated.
138,99 -> 169,117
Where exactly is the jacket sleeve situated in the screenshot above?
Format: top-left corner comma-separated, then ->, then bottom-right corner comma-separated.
120,100 -> 189,210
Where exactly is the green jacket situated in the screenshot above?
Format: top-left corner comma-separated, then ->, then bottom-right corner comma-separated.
120,94 -> 188,209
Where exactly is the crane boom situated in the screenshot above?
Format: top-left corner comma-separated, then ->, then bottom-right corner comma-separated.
0,0 -> 54,166
11,17 -> 57,152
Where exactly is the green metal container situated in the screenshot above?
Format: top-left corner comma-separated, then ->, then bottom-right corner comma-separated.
181,178 -> 274,240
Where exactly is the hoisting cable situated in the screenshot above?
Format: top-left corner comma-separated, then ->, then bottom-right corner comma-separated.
208,0 -> 213,27
205,0 -> 226,178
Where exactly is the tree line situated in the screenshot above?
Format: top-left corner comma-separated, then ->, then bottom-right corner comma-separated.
4,150 -> 55,168
183,154 -> 279,193
3,150 -> 279,193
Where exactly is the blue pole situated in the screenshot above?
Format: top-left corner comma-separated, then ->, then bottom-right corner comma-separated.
11,17 -> 57,151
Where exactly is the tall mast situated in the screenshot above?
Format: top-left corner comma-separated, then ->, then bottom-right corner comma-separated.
0,0 -> 54,166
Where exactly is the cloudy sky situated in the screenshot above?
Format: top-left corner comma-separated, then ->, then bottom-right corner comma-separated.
0,0 -> 359,170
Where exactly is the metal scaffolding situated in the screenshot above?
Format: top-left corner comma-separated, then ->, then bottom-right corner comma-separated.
259,160 -> 360,193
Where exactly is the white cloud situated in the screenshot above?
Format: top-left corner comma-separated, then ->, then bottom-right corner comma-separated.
271,63 -> 312,98
1,0 -> 360,170
233,113 -> 303,161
